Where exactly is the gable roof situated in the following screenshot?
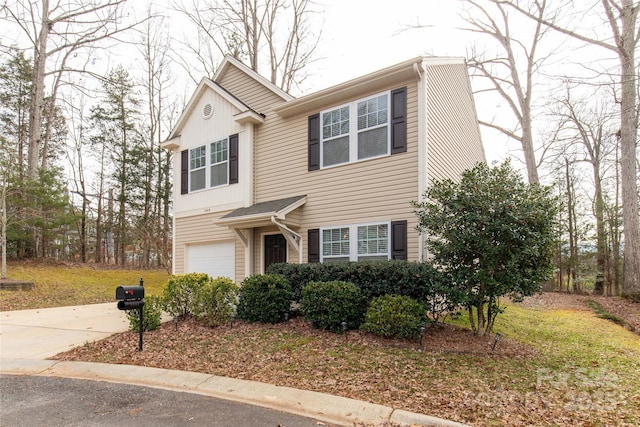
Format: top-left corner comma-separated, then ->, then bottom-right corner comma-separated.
165,77 -> 258,143
214,55 -> 294,103
165,55 -> 292,146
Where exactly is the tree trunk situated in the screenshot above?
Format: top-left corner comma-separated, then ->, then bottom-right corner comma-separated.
618,0 -> 640,300
593,170 -> 606,295
27,0 -> 50,180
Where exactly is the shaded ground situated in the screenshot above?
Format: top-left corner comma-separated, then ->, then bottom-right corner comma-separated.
53,292 -> 640,427
521,292 -> 640,334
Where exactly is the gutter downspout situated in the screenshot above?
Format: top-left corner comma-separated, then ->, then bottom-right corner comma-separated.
414,61 -> 427,262
271,216 -> 303,264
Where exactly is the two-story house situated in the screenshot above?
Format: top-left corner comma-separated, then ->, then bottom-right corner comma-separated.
162,55 -> 485,282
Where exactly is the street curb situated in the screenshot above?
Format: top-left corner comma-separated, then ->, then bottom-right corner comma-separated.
1,359 -> 471,427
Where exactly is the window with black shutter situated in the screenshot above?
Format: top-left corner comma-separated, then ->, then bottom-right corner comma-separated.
308,87 -> 407,170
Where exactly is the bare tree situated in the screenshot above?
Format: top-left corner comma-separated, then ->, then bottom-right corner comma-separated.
0,0 -> 140,179
64,93 -> 91,263
553,86 -> 618,294
460,0 -> 555,184
136,7 -> 175,268
501,0 -> 640,299
174,0 -> 321,93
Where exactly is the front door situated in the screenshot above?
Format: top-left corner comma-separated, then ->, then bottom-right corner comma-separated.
264,234 -> 287,271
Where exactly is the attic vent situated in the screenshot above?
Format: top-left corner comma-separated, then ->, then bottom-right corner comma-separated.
202,103 -> 214,119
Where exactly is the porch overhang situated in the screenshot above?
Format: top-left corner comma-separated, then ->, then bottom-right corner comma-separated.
215,195 -> 307,259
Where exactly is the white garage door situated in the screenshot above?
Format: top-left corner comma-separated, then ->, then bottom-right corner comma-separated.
186,241 -> 235,281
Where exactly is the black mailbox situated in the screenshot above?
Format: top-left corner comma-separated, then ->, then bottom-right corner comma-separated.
115,285 -> 144,301
116,285 -> 144,311
115,279 -> 145,351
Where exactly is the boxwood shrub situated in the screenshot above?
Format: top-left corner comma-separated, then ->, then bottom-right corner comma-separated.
237,274 -> 292,323
300,281 -> 366,333
360,294 -> 427,339
193,277 -> 239,327
163,273 -> 212,318
126,295 -> 163,332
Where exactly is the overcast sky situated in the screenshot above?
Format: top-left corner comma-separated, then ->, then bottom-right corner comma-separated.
310,0 -> 466,89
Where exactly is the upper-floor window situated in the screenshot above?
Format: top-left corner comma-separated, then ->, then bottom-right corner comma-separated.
210,138 -> 229,187
321,92 -> 390,168
190,145 -> 207,191
185,134 -> 238,193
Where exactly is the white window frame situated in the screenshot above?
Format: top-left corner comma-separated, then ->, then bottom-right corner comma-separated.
209,137 -> 229,188
320,91 -> 390,169
189,145 -> 207,192
320,221 -> 391,263
188,137 -> 230,192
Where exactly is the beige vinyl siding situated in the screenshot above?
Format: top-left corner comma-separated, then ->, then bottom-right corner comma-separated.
174,211 -> 246,282
253,80 -> 420,263
425,63 -> 485,183
217,65 -> 285,113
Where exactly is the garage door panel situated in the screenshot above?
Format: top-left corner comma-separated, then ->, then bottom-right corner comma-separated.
186,241 -> 235,281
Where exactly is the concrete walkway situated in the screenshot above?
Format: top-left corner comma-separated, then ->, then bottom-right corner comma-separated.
0,303 -> 469,427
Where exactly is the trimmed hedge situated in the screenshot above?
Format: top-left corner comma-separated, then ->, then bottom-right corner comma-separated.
300,281 -> 366,333
268,260 -> 462,325
268,260 -> 452,299
237,274 -> 292,323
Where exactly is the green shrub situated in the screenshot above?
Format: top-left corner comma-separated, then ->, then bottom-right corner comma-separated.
269,261 -> 464,325
193,277 -> 239,327
361,294 -> 427,339
300,281 -> 366,333
269,260 -> 453,303
399,263 -> 463,325
163,273 -> 211,318
236,274 -> 292,323
126,295 -> 163,332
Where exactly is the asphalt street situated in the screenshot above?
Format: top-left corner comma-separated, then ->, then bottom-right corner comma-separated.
0,374 -> 329,427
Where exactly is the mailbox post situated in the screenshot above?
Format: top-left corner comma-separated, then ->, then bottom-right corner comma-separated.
115,278 -> 145,351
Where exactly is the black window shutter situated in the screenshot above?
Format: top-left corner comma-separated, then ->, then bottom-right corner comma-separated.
391,87 -> 407,154
229,133 -> 239,184
308,113 -> 320,171
391,220 -> 407,260
308,228 -> 320,263
180,149 -> 189,194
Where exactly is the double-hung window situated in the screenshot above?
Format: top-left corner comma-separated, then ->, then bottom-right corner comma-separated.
181,133 -> 238,194
357,223 -> 389,261
188,137 -> 230,191
210,138 -> 228,187
357,94 -> 388,160
322,227 -> 351,262
320,92 -> 390,168
321,222 -> 390,262
189,145 -> 207,192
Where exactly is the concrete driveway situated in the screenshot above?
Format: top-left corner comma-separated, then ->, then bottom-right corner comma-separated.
0,303 -> 129,359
